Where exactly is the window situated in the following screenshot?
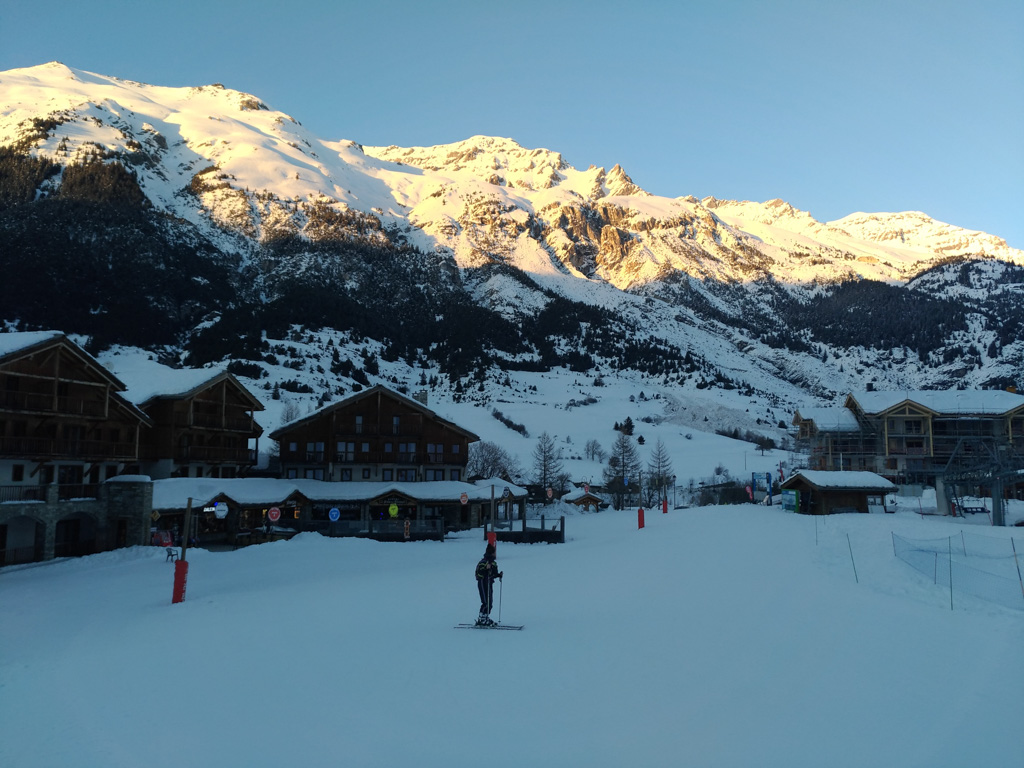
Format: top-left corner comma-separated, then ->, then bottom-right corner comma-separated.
340,469 -> 352,481
427,469 -> 444,481
304,468 -> 324,480
397,469 -> 417,482
306,442 -> 324,461
384,442 -> 393,454
382,469 -> 393,481
451,444 -> 460,455
905,420 -> 922,434
450,469 -> 461,482
289,442 -> 298,455
337,441 -> 355,461
12,464 -> 24,482
362,468 -> 371,479
355,415 -> 363,434
286,468 -> 298,479
393,416 -> 401,435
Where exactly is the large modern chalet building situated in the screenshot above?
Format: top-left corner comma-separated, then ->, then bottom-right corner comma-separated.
793,390 -> 1024,483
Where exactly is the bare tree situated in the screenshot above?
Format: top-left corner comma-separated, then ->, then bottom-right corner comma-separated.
584,439 -> 607,463
468,441 -> 522,481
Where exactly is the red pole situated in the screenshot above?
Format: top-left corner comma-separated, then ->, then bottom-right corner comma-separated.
172,559 -> 189,603
638,507 -> 645,529
662,498 -> 668,514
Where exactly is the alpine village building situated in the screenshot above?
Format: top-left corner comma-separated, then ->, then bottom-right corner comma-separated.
793,390 -> 1024,484
0,332 -> 265,565
269,385 -> 478,485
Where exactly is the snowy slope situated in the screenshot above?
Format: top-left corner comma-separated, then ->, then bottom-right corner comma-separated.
0,506 -> 1020,767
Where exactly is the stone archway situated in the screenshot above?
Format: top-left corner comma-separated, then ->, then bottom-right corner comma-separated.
54,512 -> 98,558
1,515 -> 44,565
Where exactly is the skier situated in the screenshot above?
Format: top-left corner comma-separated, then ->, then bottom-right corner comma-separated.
475,543 -> 503,626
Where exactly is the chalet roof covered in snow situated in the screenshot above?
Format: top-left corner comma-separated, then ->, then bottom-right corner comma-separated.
848,390 -> 1024,416
0,330 -> 64,357
782,470 -> 896,491
793,407 -> 861,432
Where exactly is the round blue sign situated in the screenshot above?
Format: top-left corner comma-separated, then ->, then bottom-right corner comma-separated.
328,507 -> 340,522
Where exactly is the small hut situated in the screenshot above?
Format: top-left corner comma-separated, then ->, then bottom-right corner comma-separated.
779,471 -> 896,515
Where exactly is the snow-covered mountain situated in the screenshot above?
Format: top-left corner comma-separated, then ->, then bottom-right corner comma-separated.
2,62 -> 1023,443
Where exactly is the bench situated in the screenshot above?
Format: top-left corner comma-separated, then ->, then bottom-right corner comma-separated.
166,547 -> 179,562
961,506 -> 988,515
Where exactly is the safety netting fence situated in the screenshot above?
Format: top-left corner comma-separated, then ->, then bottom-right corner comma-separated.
892,531 -> 1024,611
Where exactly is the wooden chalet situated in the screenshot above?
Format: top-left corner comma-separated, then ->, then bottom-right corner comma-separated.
779,470 -> 896,515
0,331 -> 153,564
0,331 -> 150,496
269,385 -> 479,484
117,365 -> 264,480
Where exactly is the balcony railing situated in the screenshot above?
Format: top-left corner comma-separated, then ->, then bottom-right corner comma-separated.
0,484 -> 45,502
179,446 -> 256,463
0,436 -> 137,460
0,391 -> 109,417
174,413 -> 258,432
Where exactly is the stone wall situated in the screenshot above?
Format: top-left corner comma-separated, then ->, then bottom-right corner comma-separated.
0,478 -> 152,563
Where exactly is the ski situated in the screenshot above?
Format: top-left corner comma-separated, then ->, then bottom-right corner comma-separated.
455,623 -> 523,631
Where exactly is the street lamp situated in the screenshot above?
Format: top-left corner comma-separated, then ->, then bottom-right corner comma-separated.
671,474 -> 676,509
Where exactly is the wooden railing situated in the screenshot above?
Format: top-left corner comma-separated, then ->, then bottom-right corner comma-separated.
0,436 -> 136,460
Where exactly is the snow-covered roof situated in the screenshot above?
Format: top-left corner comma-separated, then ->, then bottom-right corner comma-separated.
849,390 -> 1024,416
794,407 -> 860,432
100,355 -> 263,409
269,384 -> 479,441
783,470 -> 896,491
560,487 -> 602,503
0,330 -> 64,358
150,477 -> 526,511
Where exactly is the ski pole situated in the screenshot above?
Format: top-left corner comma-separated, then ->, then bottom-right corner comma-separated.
498,577 -> 503,623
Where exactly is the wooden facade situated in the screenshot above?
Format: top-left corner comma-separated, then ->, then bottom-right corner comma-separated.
133,372 -> 264,479
270,385 -> 479,483
0,332 -> 154,564
794,391 -> 1024,483
0,332 -> 150,498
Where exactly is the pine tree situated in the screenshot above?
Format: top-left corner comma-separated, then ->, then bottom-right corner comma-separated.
532,432 -> 563,499
646,439 -> 674,504
603,432 -> 641,510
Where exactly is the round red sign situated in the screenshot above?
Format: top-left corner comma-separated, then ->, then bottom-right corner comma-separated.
460,492 -> 469,505
268,506 -> 281,522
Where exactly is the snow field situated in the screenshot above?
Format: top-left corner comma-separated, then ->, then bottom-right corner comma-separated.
2,505 -> 1021,767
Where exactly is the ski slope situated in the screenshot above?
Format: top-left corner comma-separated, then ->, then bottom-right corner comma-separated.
1,505 -> 1020,767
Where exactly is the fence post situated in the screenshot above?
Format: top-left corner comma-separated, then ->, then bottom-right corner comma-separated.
1011,538 -> 1024,602
948,536 -> 954,611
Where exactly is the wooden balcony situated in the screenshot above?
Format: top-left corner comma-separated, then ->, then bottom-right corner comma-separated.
0,390 -> 110,418
0,436 -> 137,461
174,412 -> 259,432
178,445 -> 256,463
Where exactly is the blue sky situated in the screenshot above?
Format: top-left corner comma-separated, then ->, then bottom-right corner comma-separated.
3,0 -> 1022,248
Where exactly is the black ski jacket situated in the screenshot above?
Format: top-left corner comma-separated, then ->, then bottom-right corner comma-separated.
475,554 -> 501,583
